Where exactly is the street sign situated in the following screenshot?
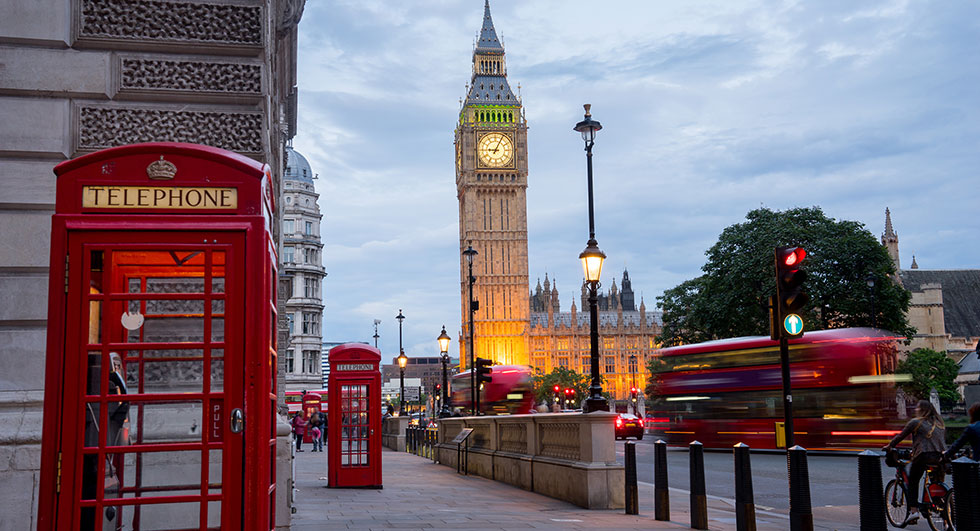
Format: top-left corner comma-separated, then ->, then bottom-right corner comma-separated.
403,386 -> 420,402
783,314 -> 804,335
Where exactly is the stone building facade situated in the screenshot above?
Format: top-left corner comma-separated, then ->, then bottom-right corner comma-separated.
455,1 -> 531,368
527,270 -> 663,401
0,1 -> 303,527
281,146 -> 325,392
881,209 -> 980,356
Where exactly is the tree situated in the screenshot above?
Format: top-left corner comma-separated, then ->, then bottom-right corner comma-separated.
657,207 -> 914,345
896,348 -> 960,409
531,367 -> 591,406
643,354 -> 668,401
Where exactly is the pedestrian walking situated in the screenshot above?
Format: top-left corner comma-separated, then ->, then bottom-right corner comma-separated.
291,412 -> 307,452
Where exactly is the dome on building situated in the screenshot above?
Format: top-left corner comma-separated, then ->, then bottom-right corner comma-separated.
284,146 -> 314,184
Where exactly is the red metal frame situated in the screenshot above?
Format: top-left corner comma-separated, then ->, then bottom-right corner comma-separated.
39,143 -> 278,530
327,344 -> 382,488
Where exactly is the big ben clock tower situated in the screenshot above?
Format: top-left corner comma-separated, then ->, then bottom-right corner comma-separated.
456,0 -> 530,368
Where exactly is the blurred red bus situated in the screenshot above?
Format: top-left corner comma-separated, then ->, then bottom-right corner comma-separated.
451,365 -> 535,415
650,328 -> 905,450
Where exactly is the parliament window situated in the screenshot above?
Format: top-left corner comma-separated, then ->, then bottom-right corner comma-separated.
604,357 -> 615,374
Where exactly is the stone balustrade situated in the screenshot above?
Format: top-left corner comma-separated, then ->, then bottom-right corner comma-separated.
382,416 -> 410,452
433,412 -> 623,509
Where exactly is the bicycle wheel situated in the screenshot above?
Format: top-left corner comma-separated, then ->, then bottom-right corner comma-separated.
885,479 -> 910,528
942,490 -> 955,531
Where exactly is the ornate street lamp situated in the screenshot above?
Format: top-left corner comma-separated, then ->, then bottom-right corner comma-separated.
575,104 -> 609,413
866,274 -> 877,329
463,244 -> 479,415
373,318 -> 381,348
396,309 -> 407,415
437,326 -> 452,418
629,353 -> 638,415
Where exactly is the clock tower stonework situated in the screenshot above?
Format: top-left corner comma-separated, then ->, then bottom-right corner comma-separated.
456,1 -> 530,368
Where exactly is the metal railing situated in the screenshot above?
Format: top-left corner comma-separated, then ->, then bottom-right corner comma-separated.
405,425 -> 438,461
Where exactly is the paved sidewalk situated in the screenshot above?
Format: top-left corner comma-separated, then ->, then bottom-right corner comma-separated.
290,447 -> 860,530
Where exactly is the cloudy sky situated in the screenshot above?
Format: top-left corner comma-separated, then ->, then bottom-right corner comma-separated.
293,0 -> 980,361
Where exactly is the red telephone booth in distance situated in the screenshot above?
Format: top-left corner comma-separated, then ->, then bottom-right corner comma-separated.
327,344 -> 382,488
38,143 -> 279,530
302,392 -> 322,443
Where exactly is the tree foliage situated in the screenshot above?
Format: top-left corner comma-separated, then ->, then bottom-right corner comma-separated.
644,355 -> 668,402
531,367 -> 592,405
657,207 -> 914,345
896,348 -> 960,407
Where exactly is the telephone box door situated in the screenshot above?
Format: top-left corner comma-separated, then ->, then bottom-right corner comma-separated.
60,230 -> 246,530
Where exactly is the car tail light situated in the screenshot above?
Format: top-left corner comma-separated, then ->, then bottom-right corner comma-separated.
616,417 -> 623,427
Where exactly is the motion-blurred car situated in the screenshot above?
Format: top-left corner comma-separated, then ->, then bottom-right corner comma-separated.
615,413 -> 644,440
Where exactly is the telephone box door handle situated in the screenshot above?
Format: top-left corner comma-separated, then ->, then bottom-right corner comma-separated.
230,408 -> 244,433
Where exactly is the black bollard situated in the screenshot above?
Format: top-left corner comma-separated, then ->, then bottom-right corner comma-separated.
787,445 -> 813,531
625,441 -> 638,515
654,439 -> 670,521
734,443 -> 757,531
857,450 -> 886,531
689,441 -> 708,530
951,456 -> 980,531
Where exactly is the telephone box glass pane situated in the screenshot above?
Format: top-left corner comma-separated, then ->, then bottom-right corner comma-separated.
340,384 -> 369,467
75,243 -> 234,530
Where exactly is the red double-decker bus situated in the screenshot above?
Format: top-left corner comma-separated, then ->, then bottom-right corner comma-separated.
649,328 -> 904,450
451,365 -> 535,415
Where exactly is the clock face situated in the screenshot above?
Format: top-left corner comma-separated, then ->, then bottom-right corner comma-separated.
478,132 -> 514,167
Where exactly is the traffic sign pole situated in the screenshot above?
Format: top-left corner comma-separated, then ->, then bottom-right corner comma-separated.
779,334 -> 794,449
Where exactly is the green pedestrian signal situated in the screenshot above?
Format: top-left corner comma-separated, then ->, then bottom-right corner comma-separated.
783,314 -> 804,336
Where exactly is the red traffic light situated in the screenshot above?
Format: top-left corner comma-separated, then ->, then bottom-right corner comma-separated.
564,388 -> 571,395
553,385 -> 560,392
780,247 -> 806,267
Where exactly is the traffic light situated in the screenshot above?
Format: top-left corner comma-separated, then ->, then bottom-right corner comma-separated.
475,357 -> 493,386
774,246 -> 809,338
630,387 -> 638,403
553,384 -> 561,403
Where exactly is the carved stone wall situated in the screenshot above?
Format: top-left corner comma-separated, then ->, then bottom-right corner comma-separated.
79,0 -> 262,46
120,58 -> 263,95
498,422 -> 527,454
78,106 -> 264,153
538,422 -> 580,460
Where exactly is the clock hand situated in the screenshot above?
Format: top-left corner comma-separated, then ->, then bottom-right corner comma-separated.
493,136 -> 503,153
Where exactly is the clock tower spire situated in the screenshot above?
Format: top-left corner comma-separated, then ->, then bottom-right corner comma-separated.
455,1 -> 530,368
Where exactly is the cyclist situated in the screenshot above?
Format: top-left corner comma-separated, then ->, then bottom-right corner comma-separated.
883,399 -> 947,526
945,402 -> 980,461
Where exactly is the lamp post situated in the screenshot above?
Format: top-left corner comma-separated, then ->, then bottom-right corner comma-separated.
866,274 -> 877,329
373,319 -> 381,348
575,104 -> 609,413
629,353 -> 638,415
463,244 -> 479,415
438,326 -> 452,418
396,309 -> 407,416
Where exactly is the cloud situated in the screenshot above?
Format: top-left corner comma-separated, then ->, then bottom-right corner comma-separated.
295,0 -> 980,358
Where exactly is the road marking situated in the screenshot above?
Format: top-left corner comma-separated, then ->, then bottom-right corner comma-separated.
637,481 -> 783,516
550,518 -> 584,522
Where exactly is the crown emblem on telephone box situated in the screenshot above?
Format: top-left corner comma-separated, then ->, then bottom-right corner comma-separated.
146,156 -> 177,180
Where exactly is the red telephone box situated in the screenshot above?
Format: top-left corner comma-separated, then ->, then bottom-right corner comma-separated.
38,143 -> 280,530
327,344 -> 382,488
301,392 -> 322,443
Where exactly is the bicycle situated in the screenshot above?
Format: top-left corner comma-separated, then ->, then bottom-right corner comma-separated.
883,448 -> 955,530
